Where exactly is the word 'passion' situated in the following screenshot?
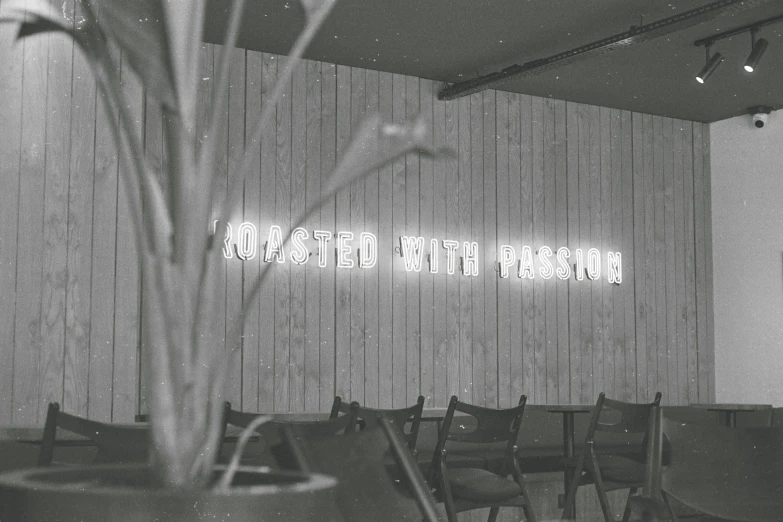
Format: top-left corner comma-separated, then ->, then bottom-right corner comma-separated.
215,222 -> 622,283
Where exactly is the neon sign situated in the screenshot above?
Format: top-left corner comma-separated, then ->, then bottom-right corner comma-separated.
214,223 -> 622,283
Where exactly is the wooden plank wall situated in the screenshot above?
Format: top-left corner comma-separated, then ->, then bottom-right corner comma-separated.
0,32 -> 715,426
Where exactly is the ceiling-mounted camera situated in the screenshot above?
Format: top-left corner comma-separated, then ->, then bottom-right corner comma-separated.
748,106 -> 773,129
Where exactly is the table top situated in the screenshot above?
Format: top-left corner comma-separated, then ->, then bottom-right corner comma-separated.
542,405 -> 594,413
689,403 -> 773,412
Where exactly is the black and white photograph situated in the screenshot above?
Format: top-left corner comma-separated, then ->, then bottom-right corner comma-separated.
0,0 -> 781,520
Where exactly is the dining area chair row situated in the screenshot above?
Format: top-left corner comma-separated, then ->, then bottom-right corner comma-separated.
29,396 -> 781,522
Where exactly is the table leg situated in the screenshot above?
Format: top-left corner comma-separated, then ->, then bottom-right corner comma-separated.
726,411 -> 736,428
563,412 -> 576,520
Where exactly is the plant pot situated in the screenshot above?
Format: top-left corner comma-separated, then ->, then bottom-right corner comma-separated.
0,464 -> 341,522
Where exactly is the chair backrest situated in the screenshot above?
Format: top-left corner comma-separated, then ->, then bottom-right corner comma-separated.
39,403 -> 149,466
644,407 -> 783,521
226,404 -> 358,470
331,396 -> 425,451
582,392 -> 661,456
298,415 -> 442,522
430,395 -> 527,478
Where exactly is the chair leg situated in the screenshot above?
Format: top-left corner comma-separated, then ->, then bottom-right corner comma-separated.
487,506 -> 500,522
621,487 -> 637,522
560,458 -> 584,521
661,491 -> 678,522
517,479 -> 538,522
591,469 -> 615,522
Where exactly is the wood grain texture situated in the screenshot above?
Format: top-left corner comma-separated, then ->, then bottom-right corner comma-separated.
0,18 -> 24,424
64,26 -> 96,417
112,55 -> 142,422
1,46 -> 715,423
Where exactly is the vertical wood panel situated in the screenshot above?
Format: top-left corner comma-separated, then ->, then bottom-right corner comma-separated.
443,98 -> 461,405
589,105 -> 602,399
432,83 -> 449,408
621,111 -> 636,402
495,91 -> 511,408
215,49 -> 237,408
458,95 -> 473,403
112,57 -> 142,422
0,19 -> 23,423
39,4 -> 74,420
702,126 -> 714,403
242,51 -> 261,412
274,56 -> 293,410
543,98 -> 557,403
600,107 -> 614,400
470,92 -> 485,405
683,121 -> 698,404
2,44 -> 717,427
566,102 -> 581,404
228,50 -> 249,409
405,76 -> 421,404
290,63 -> 307,412
577,103 -> 592,404
519,95 -> 535,403
391,73 -> 407,406
363,70 -> 380,408
653,115 -> 667,402
376,72 -> 393,409
643,113 -> 657,402
87,48 -> 120,422
13,29 -> 49,424
419,79 -> 435,406
318,62 -> 336,411
693,123 -> 708,404
507,94 -> 523,405
305,60 -> 322,412
483,90 -> 498,407
609,109 -> 624,400
673,119 -> 686,405
554,100 -> 569,404
64,26 -> 96,416
532,97 -> 546,404
349,67 -> 366,405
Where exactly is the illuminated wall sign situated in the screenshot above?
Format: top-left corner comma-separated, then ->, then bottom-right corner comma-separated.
214,223 -> 622,283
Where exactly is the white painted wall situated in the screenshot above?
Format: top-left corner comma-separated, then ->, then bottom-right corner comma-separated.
711,113 -> 783,406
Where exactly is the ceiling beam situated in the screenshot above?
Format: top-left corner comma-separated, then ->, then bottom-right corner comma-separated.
437,0 -> 773,101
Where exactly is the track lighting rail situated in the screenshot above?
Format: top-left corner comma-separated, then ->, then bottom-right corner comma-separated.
437,0 -> 773,101
694,12 -> 783,47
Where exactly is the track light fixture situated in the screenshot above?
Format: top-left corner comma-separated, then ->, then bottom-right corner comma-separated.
694,13 -> 782,83
743,28 -> 768,73
696,44 -> 723,84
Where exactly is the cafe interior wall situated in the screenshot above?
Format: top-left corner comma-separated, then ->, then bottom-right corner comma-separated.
0,26 -> 716,430
711,113 -> 783,407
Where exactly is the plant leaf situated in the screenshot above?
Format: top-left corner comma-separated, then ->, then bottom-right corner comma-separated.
0,0 -> 72,37
299,0 -> 335,21
86,0 -> 177,109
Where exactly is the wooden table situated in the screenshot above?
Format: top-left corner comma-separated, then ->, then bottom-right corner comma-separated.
689,403 -> 772,427
544,405 -> 593,520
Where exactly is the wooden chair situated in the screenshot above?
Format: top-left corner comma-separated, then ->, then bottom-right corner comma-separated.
225,404 -> 358,469
427,395 -> 537,522
295,414 -> 443,521
39,402 -> 149,466
631,406 -> 783,522
330,395 -> 425,452
561,392 -> 662,522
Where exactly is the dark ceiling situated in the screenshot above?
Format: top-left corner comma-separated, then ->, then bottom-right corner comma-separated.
204,0 -> 783,123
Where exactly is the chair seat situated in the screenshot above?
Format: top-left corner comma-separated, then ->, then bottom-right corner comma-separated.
447,468 -> 522,503
564,454 -> 646,484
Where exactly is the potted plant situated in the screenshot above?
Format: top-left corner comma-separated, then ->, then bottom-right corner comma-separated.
0,0 -> 441,520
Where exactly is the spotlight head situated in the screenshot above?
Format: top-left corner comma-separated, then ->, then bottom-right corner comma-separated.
748,106 -> 773,129
744,37 -> 769,72
696,51 -> 723,84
